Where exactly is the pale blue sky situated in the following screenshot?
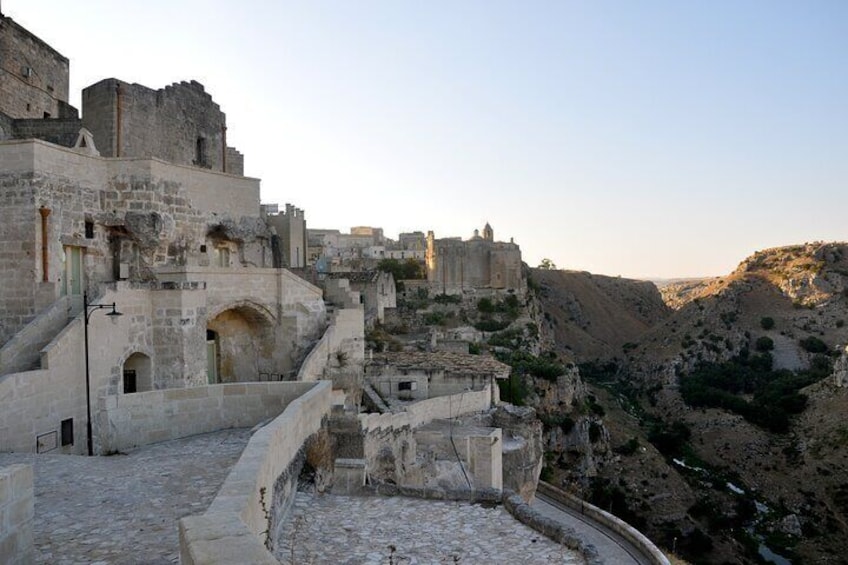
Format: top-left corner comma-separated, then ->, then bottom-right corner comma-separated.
7,1 -> 848,278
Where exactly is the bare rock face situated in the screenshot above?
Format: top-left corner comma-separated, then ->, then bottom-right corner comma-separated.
832,346 -> 848,387
492,404 -> 544,501
125,211 -> 168,249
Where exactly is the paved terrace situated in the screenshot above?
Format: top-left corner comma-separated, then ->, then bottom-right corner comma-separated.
1,428 -> 589,564
0,428 -> 252,564
276,491 -> 586,564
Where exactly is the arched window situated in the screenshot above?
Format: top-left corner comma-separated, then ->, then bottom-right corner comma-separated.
123,352 -> 152,393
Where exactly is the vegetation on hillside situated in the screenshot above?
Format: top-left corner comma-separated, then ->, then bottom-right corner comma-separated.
680,351 -> 832,433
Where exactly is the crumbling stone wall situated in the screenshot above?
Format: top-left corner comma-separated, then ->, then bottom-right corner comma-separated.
0,14 -> 70,120
82,79 -> 243,174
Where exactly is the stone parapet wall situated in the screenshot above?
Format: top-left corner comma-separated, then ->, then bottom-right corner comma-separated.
0,295 -> 71,376
359,386 -> 493,432
180,380 -> 333,564
536,482 -> 670,565
0,464 -> 34,565
298,307 -> 364,382
98,381 -> 317,454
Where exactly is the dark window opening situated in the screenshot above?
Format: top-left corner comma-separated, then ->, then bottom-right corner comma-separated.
43,112 -> 51,118
200,244 -> 207,253
61,418 -> 74,446
207,329 -> 216,340
123,369 -> 137,394
84,221 -> 94,239
195,137 -> 207,168
26,103 -> 31,112
398,381 -> 415,391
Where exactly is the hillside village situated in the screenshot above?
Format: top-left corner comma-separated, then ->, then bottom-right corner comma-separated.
4,9 -> 848,565
0,11 -> 638,565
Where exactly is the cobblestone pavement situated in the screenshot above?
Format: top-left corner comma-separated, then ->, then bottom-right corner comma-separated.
0,428 -> 251,565
275,491 -> 586,565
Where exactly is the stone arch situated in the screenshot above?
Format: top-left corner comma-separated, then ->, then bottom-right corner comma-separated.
206,301 -> 277,383
121,351 -> 152,393
206,299 -> 277,327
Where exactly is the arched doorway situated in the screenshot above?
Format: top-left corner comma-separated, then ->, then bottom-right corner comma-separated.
122,352 -> 152,393
206,302 -> 275,382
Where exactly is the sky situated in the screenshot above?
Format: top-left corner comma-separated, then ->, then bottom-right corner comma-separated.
6,1 -> 848,279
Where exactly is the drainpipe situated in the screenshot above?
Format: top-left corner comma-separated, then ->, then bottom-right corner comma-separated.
115,83 -> 122,157
221,125 -> 227,172
39,207 -> 50,281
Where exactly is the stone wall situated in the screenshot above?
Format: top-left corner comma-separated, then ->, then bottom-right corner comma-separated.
536,482 -> 671,565
82,79 -> 243,174
10,117 -> 81,146
425,227 -> 524,295
359,387 -> 492,434
0,14 -> 70,120
357,387 -> 497,490
298,307 -> 364,382
98,381 -> 317,453
0,139 -> 263,347
0,464 -> 34,565
0,295 -> 72,375
180,381 -> 332,564
265,203 -> 307,268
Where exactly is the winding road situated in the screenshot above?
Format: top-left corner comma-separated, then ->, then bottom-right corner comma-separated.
533,492 -> 655,565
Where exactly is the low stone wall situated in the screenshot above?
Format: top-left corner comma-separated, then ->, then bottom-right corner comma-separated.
298,307 -> 364,383
503,492 -> 601,564
0,464 -> 34,565
179,380 -> 332,564
536,482 -> 670,565
359,386 -> 492,432
98,381 -> 316,454
0,295 -> 71,376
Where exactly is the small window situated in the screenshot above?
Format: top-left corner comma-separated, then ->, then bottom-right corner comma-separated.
84,221 -> 94,239
26,103 -> 31,112
200,244 -> 207,253
398,381 -> 417,392
123,369 -> 137,394
195,137 -> 207,167
43,112 -> 51,118
61,418 -> 74,446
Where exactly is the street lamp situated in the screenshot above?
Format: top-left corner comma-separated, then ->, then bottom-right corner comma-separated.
83,292 -> 122,456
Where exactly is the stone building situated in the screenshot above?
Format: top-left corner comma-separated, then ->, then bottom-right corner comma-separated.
426,223 -> 524,295
0,13 -> 337,455
264,203 -> 308,268
365,351 -> 508,402
324,271 -> 397,327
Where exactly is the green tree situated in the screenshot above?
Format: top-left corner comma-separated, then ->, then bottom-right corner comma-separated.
538,258 -> 557,270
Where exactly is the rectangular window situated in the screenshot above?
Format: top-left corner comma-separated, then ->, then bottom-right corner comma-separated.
61,418 -> 74,446
398,381 -> 417,391
84,221 -> 94,239
123,369 -> 137,394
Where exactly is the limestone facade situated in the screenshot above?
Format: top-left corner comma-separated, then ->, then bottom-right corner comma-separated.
0,464 -> 33,565
0,13 -> 71,120
426,223 -> 524,295
0,14 -> 330,456
264,203 -> 308,268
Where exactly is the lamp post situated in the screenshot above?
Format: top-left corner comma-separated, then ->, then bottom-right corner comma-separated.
83,292 -> 122,456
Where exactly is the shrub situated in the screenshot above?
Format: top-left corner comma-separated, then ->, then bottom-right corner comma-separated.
755,336 -> 774,352
800,336 -> 828,353
474,319 -> 510,332
761,317 -> 776,330
477,298 -> 495,313
613,437 -> 640,456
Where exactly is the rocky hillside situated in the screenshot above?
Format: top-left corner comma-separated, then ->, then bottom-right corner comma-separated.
536,242 -> 848,564
531,269 -> 671,362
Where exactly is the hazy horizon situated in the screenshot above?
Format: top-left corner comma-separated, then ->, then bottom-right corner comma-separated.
7,1 -> 847,279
